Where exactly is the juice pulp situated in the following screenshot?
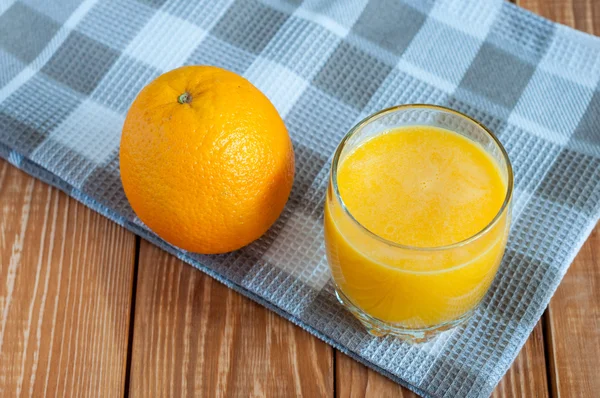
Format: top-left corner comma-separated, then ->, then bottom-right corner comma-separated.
324,126 -> 510,329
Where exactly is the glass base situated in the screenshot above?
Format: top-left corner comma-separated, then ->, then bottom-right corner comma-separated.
334,288 -> 473,343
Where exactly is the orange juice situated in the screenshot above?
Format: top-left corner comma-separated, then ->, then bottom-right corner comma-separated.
325,119 -> 511,336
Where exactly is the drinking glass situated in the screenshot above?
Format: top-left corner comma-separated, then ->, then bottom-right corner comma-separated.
324,104 -> 513,342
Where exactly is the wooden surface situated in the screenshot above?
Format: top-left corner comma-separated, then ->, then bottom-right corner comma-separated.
491,322 -> 549,398
0,162 -> 136,396
543,228 -> 600,397
129,241 -> 333,397
1,1 -> 599,397
336,352 -> 418,398
519,0 -> 598,34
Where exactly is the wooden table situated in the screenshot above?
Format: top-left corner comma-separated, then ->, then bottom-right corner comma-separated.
1,1 -> 598,396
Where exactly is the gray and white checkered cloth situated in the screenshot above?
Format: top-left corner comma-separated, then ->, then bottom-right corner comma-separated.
1,0 -> 599,396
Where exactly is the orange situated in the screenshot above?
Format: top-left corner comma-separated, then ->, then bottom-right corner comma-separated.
119,66 -> 295,254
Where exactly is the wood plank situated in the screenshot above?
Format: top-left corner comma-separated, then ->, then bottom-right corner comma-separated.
0,160 -> 136,396
335,352 -> 419,398
334,320 -> 548,398
515,1 -> 600,396
518,0 -> 598,35
129,240 -> 333,397
492,321 -> 548,398
545,226 -> 600,397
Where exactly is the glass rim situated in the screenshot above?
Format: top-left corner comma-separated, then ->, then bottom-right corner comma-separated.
330,103 -> 514,252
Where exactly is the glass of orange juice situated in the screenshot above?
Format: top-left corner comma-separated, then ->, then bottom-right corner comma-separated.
324,104 -> 513,342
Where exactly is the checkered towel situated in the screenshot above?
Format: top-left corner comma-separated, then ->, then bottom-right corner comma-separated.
1,0 -> 599,396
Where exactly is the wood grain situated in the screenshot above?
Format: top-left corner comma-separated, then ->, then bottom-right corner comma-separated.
0,160 -> 136,396
544,226 -> 600,397
335,352 -> 419,398
492,321 -> 549,398
518,0 -> 598,35
515,2 -> 600,397
129,241 -> 333,397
